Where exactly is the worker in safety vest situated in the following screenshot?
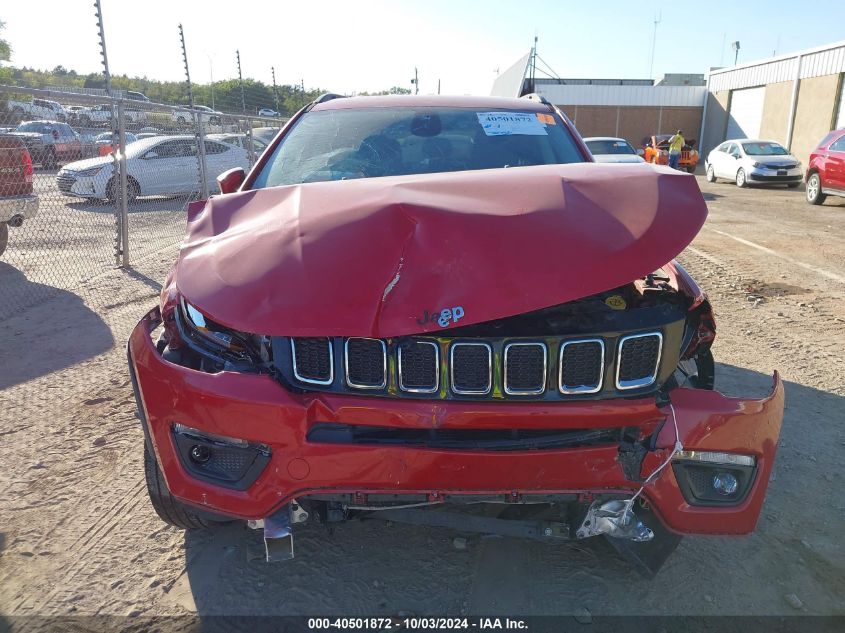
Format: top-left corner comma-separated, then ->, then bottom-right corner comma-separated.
668,130 -> 685,170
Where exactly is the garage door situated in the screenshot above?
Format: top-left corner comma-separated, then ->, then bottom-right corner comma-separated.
726,86 -> 765,139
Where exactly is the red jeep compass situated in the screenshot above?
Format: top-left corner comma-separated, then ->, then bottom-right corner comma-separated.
805,128 -> 845,205
128,94 -> 783,576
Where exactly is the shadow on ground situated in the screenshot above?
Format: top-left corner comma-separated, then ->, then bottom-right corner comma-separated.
165,363 -> 845,617
0,264 -> 114,389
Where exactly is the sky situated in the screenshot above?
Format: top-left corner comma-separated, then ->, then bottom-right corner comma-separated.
3,0 -> 845,96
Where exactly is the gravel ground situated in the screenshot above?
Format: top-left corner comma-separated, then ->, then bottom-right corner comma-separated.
1,176 -> 844,622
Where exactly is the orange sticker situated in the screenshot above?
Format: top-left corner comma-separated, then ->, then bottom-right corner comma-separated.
536,113 -> 556,125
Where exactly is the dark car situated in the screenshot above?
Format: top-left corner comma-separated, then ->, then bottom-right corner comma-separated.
805,128 -> 845,205
0,134 -> 39,256
127,94 -> 783,575
8,121 -> 86,169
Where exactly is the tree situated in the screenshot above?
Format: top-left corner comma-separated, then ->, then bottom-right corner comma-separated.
0,20 -> 10,62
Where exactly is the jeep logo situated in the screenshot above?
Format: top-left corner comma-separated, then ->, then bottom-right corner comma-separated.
417,306 -> 465,328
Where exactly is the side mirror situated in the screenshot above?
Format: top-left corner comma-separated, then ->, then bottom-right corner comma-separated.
636,148 -> 645,157
217,167 -> 246,194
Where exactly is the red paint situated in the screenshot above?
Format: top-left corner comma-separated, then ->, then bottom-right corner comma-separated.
129,311 -> 784,535
177,164 -> 707,338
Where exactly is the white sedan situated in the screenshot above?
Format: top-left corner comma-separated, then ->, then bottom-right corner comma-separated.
56,135 -> 249,202
705,139 -> 802,188
583,137 -> 645,163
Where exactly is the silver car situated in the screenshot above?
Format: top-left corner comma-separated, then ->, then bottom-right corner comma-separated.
583,137 -> 645,164
705,139 -> 802,188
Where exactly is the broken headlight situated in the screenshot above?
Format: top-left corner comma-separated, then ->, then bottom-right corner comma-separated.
178,297 -> 266,366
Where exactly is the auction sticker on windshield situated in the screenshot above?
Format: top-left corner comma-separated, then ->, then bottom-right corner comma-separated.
477,112 -> 548,136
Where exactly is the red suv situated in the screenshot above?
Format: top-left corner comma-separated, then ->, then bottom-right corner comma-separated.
0,134 -> 39,257
128,95 -> 783,576
805,128 -> 845,205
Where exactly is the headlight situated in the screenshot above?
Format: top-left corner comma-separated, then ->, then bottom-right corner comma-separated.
179,297 -> 266,364
77,165 -> 105,177
752,161 -> 763,168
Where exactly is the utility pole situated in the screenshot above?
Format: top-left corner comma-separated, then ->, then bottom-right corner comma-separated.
236,49 -> 246,113
94,0 -> 112,97
530,35 -> 537,93
438,79 -> 441,95
411,67 -> 419,94
649,11 -> 661,78
271,66 -> 279,113
732,41 -> 741,65
300,78 -> 305,107
208,54 -> 215,110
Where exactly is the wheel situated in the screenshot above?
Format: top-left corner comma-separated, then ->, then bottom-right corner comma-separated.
706,164 -> 716,182
143,443 -> 210,530
686,165 -> 696,174
43,148 -> 57,170
177,116 -> 187,125
0,223 -> 8,257
735,168 -> 747,188
787,182 -> 800,189
107,177 -> 140,204
806,173 -> 826,205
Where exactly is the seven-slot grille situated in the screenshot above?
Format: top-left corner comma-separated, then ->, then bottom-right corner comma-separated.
291,337 -> 333,385
504,343 -> 547,395
398,341 -> 439,393
616,333 -> 662,390
450,343 -> 492,395
559,339 -> 604,394
57,172 -> 76,193
286,332 -> 664,398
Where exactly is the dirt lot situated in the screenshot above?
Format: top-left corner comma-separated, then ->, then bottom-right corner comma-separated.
1,176 -> 844,622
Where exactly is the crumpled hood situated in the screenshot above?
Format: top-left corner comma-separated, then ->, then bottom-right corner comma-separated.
177,163 -> 707,337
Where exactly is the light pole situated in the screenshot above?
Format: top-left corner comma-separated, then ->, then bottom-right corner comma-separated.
207,53 -> 215,110
731,41 -> 741,66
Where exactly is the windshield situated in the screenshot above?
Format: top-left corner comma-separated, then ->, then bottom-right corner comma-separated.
251,106 -> 584,188
742,142 -> 788,156
586,139 -> 635,155
16,122 -> 49,133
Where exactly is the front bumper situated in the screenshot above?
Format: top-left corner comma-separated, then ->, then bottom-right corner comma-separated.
747,167 -> 802,183
0,193 -> 39,223
56,171 -> 108,199
128,308 -> 784,536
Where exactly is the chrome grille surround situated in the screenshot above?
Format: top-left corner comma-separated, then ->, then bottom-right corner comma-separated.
503,342 -> 547,395
290,337 -> 334,385
398,340 -> 440,394
558,338 -> 605,394
344,337 -> 387,390
450,342 -> 493,395
615,332 -> 663,390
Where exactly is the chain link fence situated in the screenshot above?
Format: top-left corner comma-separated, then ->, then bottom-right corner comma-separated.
0,84 -> 287,320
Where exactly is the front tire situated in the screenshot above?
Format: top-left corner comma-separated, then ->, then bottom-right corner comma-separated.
806,173 -> 826,205
143,444 -> 210,530
735,168 -> 747,188
107,177 -> 140,204
706,164 -> 716,182
0,222 -> 8,257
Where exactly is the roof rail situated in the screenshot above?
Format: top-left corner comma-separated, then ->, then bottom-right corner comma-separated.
520,93 -> 550,105
314,93 -> 346,104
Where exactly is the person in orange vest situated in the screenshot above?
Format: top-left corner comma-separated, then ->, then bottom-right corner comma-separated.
668,130 -> 685,170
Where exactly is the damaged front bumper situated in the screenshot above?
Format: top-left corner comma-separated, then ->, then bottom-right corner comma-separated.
129,308 -> 783,538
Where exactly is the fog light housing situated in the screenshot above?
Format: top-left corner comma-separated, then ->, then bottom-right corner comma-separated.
172,423 -> 271,491
672,451 -> 757,506
712,472 -> 738,496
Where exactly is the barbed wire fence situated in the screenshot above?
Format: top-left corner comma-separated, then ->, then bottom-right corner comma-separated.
0,15 -> 292,322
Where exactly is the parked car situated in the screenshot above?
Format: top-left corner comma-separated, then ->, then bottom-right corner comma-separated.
126,91 -> 151,103
583,137 -> 645,163
57,135 -> 249,202
206,133 -> 268,154
6,98 -> 68,122
7,121 -> 87,169
0,134 -> 38,257
643,135 -> 699,172
251,127 -> 281,144
172,105 -> 222,126
136,132 -> 159,140
805,128 -> 845,205
705,139 -> 802,188
258,108 -> 281,117
75,104 -> 146,127
65,105 -> 87,124
127,95 -> 783,576
94,131 -> 138,156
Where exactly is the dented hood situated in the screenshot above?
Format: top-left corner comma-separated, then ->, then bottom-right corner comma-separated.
177,163 -> 707,337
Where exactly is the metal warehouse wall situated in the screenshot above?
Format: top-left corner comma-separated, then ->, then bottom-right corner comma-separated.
702,41 -> 845,164
537,84 -> 706,107
559,105 -> 703,148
